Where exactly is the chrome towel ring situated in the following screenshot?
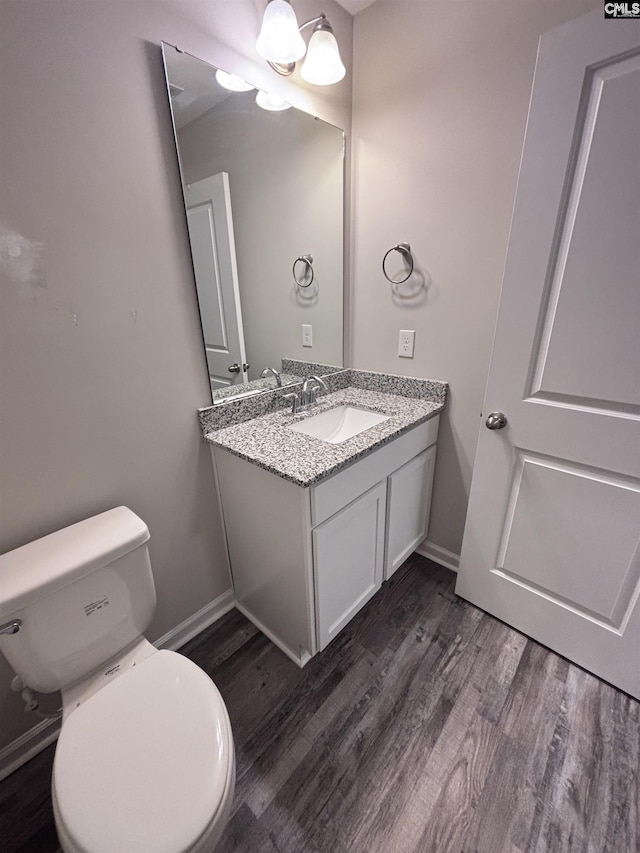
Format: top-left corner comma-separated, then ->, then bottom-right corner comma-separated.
382,242 -> 414,284
293,254 -> 314,288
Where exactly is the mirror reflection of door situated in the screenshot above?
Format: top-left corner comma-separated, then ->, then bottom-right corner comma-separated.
185,172 -> 248,391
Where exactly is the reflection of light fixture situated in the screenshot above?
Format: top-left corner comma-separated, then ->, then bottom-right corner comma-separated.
256,90 -> 292,111
215,70 -> 255,92
256,1 -> 345,86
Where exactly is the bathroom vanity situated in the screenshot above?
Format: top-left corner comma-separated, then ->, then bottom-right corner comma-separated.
201,370 -> 446,666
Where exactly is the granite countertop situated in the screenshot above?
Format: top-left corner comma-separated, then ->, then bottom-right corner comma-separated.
204,386 -> 444,487
211,373 -> 301,402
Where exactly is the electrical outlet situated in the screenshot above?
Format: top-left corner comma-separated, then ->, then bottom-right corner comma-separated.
302,324 -> 313,347
398,329 -> 415,358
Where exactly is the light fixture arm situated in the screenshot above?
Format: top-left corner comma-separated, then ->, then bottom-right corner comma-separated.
298,13 -> 326,32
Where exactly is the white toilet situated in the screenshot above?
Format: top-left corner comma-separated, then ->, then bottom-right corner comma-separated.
0,506 -> 235,853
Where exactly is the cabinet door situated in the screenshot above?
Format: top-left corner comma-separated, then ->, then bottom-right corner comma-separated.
313,481 -> 386,651
385,445 -> 436,580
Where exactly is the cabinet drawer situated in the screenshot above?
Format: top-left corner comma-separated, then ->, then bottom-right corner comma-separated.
310,416 -> 439,527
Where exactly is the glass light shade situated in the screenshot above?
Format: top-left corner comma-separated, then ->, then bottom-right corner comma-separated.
214,70 -> 254,92
256,0 -> 306,64
256,90 -> 292,111
300,29 -> 345,85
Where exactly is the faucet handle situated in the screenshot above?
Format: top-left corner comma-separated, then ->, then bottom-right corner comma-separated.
283,392 -> 299,413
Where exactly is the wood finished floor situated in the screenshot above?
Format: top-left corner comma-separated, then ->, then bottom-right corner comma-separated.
1,555 -> 638,853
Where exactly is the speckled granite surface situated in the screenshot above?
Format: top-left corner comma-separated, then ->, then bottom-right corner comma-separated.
211,373 -> 301,402
198,369 -> 349,433
347,368 -> 447,402
280,359 -> 343,378
204,385 -> 445,487
198,368 -> 446,435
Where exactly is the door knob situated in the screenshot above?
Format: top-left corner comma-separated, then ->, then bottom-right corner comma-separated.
228,363 -> 240,374
485,411 -> 507,430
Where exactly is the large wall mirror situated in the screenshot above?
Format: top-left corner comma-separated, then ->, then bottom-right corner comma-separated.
161,44 -> 345,403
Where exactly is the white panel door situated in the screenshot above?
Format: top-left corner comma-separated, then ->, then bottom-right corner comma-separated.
185,173 -> 247,390
456,11 -> 640,698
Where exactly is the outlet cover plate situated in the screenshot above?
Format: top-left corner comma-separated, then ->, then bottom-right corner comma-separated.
398,329 -> 415,358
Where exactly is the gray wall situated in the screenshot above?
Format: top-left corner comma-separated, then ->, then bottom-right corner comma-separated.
0,0 -> 352,751
350,0 -> 600,558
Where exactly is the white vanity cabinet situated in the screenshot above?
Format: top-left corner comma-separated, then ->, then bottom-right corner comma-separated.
211,414 -> 439,666
313,480 -> 387,650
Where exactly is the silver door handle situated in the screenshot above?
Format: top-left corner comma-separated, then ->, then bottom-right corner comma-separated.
228,363 -> 240,374
485,411 -> 507,430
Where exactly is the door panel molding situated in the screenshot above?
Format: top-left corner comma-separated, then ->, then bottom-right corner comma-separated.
525,390 -> 640,418
494,450 -> 640,629
527,51 -> 640,407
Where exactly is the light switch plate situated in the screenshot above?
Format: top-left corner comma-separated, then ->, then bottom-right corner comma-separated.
398,330 -> 415,358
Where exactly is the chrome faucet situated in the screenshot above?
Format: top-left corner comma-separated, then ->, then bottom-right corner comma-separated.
260,366 -> 282,387
284,375 -> 328,414
302,375 -> 329,402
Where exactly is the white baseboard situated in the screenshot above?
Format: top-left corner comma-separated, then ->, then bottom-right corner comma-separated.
154,588 -> 235,652
0,716 -> 60,783
0,588 -> 236,782
416,540 -> 460,573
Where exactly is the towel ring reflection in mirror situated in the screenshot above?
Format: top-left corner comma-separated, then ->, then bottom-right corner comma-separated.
382,242 -> 414,284
293,254 -> 314,288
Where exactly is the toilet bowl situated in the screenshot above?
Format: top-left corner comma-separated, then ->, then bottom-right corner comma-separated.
0,507 -> 235,852
52,648 -> 235,853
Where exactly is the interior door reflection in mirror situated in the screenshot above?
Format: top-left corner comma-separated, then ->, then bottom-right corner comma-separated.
161,44 -> 344,402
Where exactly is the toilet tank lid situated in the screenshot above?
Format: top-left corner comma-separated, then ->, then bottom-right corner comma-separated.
0,507 -> 150,619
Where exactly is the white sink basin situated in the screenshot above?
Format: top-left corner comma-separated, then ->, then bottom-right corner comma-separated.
288,405 -> 390,444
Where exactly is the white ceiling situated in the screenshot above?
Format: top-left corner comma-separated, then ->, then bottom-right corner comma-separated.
335,0 -> 378,15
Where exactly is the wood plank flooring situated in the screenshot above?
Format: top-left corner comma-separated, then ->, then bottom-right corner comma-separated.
1,555 -> 638,852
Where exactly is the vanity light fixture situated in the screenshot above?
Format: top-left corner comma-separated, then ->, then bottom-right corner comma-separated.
214,70 -> 255,92
256,90 -> 292,111
256,0 -> 345,85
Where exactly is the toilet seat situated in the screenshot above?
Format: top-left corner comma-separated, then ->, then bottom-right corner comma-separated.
52,650 -> 234,853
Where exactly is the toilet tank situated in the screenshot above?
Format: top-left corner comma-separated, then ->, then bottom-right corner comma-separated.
0,507 -> 156,693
